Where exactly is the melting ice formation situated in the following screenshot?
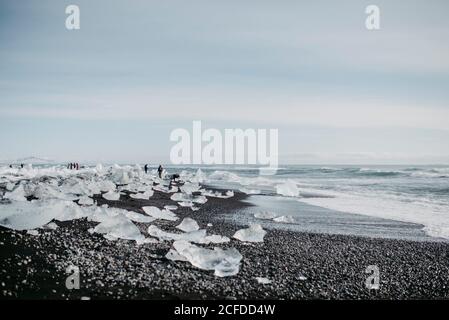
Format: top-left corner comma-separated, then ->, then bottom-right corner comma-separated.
170,240 -> 243,277
254,212 -> 296,224
0,164 -> 248,277
233,224 -> 267,242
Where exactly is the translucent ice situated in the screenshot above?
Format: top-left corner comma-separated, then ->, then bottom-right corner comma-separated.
142,206 -> 178,221
172,240 -> 242,277
176,217 -> 200,232
233,224 -> 266,243
276,181 -> 299,197
273,215 -> 295,223
102,191 -> 121,201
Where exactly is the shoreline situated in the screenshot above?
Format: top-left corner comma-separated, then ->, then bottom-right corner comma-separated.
1,188 -> 449,299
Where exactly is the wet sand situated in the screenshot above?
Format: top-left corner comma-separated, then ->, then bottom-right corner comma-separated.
1,189 -> 449,300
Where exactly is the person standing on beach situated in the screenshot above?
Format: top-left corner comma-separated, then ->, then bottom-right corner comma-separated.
144,164 -> 148,174
158,165 -> 163,178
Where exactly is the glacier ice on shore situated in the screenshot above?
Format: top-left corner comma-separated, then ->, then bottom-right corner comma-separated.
176,217 -> 200,232
102,191 -> 121,201
276,181 -> 299,197
233,224 -> 266,243
273,215 -> 295,224
130,190 -> 154,200
142,206 -> 178,221
172,240 -> 242,277
254,211 -> 278,220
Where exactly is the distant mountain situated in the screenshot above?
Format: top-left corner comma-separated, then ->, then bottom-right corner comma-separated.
0,156 -> 56,165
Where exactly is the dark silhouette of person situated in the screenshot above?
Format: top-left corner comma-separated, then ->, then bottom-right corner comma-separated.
144,164 -> 148,174
70,163 -> 73,170
158,165 -> 163,178
20,163 -> 24,169
76,163 -> 79,170
9,165 -> 12,168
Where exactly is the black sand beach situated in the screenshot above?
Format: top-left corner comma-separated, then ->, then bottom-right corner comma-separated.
1,188 -> 449,300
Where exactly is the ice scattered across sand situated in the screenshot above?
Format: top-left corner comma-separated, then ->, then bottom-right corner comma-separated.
233,224 -> 266,243
254,211 -> 278,220
273,215 -> 295,224
172,240 -> 242,277
276,181 -> 299,197
0,199 -> 88,230
176,217 -> 200,232
142,206 -> 178,221
255,277 -> 272,284
102,191 -> 121,201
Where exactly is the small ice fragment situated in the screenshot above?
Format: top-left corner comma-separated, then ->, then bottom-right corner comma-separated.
276,181 -> 299,197
4,185 -> 27,202
207,223 -> 213,227
178,201 -> 194,208
299,275 -> 307,281
164,205 -> 178,211
142,206 -> 178,221
43,222 -> 58,230
254,211 -> 278,220
239,188 -> 261,195
147,225 -> 206,242
102,191 -> 120,201
6,182 -> 15,191
255,277 -> 272,284
233,224 -> 266,243
124,211 -> 155,223
27,230 -> 39,236
176,218 -> 200,232
273,215 -> 295,223
130,190 -> 154,199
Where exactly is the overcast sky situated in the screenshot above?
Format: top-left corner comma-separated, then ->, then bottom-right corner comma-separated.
1,0 -> 448,164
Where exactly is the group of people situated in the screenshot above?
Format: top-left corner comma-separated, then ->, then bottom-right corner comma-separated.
143,164 -> 164,179
67,163 -> 80,170
8,164 -> 24,169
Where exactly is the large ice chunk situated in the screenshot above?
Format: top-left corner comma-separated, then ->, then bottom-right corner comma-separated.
172,240 -> 242,277
233,224 -> 266,243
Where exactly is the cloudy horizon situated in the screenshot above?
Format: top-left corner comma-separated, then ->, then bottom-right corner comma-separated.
1,0 -> 448,164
